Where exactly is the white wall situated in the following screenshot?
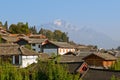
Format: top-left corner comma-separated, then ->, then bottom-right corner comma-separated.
21,56 -> 38,68
58,48 -> 75,55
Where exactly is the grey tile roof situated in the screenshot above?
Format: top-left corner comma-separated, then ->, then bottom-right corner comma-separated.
60,62 -> 84,74
82,68 -> 120,80
49,41 -> 75,48
19,37 -> 46,44
0,44 -> 39,56
0,44 -> 20,55
83,53 -> 117,60
20,47 -> 39,56
2,36 -> 18,42
59,55 -> 83,63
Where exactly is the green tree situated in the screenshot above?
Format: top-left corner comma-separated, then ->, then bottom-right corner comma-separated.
61,32 -> 69,42
0,35 -> 2,43
110,59 -> 120,70
53,30 -> 63,41
39,28 -> 45,34
111,75 -> 120,80
0,21 -> 3,27
45,30 -> 53,40
3,21 -> 8,31
9,24 -> 19,33
9,22 -> 30,34
19,23 -> 30,34
29,26 -> 37,34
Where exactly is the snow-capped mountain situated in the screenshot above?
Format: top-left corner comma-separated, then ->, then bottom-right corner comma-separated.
38,19 -> 119,49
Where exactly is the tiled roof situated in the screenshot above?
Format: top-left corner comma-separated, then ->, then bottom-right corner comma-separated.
76,51 -> 93,59
83,53 -> 117,60
18,37 -> 46,44
28,38 -> 46,44
50,41 -> 74,48
0,44 -> 19,55
20,47 -> 39,56
59,55 -> 83,63
60,62 -> 84,74
2,36 -> 18,42
38,53 -> 50,61
82,68 -> 120,80
0,44 -> 39,56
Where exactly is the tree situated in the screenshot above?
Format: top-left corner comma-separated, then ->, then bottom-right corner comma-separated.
39,28 -> 45,34
9,22 -> 30,34
0,35 -> 2,43
45,30 -> 53,40
29,26 -> 37,34
19,23 -> 30,34
3,21 -> 8,31
53,30 -> 63,41
110,59 -> 120,70
61,32 -> 69,42
9,24 -> 20,33
0,21 -> 3,27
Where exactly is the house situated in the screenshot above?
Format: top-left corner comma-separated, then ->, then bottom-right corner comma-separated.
0,43 -> 39,68
82,68 -> 120,80
82,53 -> 117,69
15,37 -> 47,53
42,41 -> 75,55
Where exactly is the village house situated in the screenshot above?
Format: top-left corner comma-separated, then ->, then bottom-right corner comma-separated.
82,68 -> 120,80
42,41 -> 75,55
0,43 -> 39,68
15,37 -> 47,53
82,53 -> 117,69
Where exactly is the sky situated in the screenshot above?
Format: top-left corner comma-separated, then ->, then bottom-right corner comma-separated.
1,0 -> 120,41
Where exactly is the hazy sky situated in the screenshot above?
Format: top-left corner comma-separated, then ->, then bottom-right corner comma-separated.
1,0 -> 120,41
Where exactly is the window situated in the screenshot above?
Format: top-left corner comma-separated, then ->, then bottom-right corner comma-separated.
82,66 -> 87,71
38,45 -> 41,48
32,44 -> 35,46
33,49 -> 36,51
15,55 -> 19,65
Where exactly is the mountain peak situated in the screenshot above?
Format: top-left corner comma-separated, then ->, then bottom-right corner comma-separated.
39,20 -> 119,49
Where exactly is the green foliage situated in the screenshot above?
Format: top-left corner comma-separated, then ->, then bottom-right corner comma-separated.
39,28 -> 45,34
0,35 -> 2,43
39,28 -> 69,42
9,22 -> 30,34
34,60 -> 74,80
0,21 -> 3,27
29,26 -> 37,34
111,75 -> 120,80
110,59 -> 120,70
0,59 -> 80,80
3,21 -> 8,31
